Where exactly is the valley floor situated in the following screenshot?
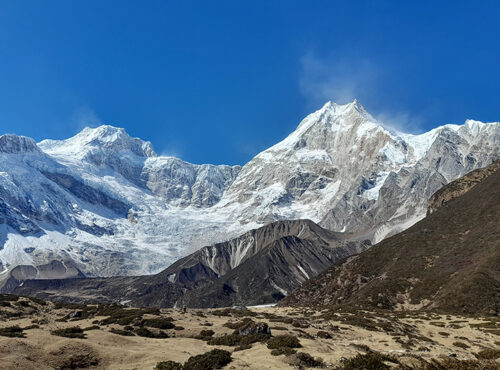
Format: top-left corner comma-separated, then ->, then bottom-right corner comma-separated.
0,295 -> 498,369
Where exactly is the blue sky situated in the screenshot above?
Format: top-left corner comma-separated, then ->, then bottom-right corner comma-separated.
0,1 -> 499,165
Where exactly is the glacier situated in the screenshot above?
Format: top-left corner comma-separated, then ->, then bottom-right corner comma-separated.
0,100 -> 499,281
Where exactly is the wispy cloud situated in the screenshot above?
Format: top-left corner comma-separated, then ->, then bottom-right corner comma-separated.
159,141 -> 185,159
299,52 -> 377,107
299,52 -> 423,133
72,106 -> 102,132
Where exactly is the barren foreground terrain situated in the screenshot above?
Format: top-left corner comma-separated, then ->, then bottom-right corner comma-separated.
0,295 -> 499,369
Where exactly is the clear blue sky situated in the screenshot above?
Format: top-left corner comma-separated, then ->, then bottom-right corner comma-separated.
0,1 -> 499,165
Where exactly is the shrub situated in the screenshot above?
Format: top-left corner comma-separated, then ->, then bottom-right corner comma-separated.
223,318 -> 252,330
110,328 -> 135,336
270,347 -> 297,356
292,320 -> 309,328
475,348 -> 500,360
317,330 -> 332,339
183,349 -> 232,370
207,333 -> 268,346
287,352 -> 324,368
341,352 -> 398,370
82,325 -> 100,331
135,327 -> 168,338
211,309 -> 256,318
196,329 -> 215,339
141,318 -> 175,330
155,361 -> 183,370
0,325 -> 25,338
234,344 -> 252,352
51,326 -> 86,339
97,305 -> 160,325
453,341 -> 470,349
350,344 -> 372,352
22,324 -> 40,330
266,335 -> 301,349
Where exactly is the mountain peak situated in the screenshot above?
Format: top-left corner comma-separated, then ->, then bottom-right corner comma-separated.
0,134 -> 41,154
40,125 -> 157,158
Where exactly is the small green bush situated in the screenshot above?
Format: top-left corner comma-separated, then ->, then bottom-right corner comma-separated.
207,333 -> 268,346
155,361 -> 183,370
197,329 -> 215,339
22,324 -> 40,330
51,326 -> 86,339
317,330 -> 332,339
270,347 -> 297,356
183,349 -> 232,370
266,335 -> 301,349
141,318 -> 175,330
135,327 -> 168,338
475,348 -> 500,360
223,318 -> 252,330
234,344 -> 252,352
110,328 -> 135,336
341,352 -> 398,370
0,326 -> 25,338
288,352 -> 324,368
453,341 -> 470,349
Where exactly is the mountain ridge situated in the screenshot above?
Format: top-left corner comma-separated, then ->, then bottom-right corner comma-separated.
0,100 -> 499,282
281,161 -> 500,314
13,219 -> 370,307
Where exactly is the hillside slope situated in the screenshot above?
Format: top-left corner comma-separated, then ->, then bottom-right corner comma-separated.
14,220 -> 369,307
282,162 -> 500,314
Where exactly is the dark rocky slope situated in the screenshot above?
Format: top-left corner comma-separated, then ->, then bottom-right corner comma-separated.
282,162 -> 500,314
14,220 -> 369,307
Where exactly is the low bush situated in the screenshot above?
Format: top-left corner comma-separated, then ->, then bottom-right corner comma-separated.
223,318 -> 252,330
110,328 -> 135,336
207,333 -> 268,346
183,349 -> 232,370
196,329 -> 215,339
270,347 -> 297,356
341,352 -> 398,369
475,348 -> 500,360
141,318 -> 175,330
211,308 -> 256,318
155,361 -> 183,370
51,326 -> 86,339
0,325 -> 25,338
287,352 -> 324,368
22,324 -> 40,330
234,344 -> 252,352
266,335 -> 301,350
135,327 -> 168,338
96,305 -> 160,326
316,330 -> 332,339
453,341 -> 470,349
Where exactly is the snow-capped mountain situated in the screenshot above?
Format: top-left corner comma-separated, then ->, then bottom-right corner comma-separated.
0,100 -> 499,282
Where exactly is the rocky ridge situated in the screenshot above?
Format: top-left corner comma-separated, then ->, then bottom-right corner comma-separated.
0,100 -> 499,281
13,219 -> 369,307
282,162 -> 500,314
